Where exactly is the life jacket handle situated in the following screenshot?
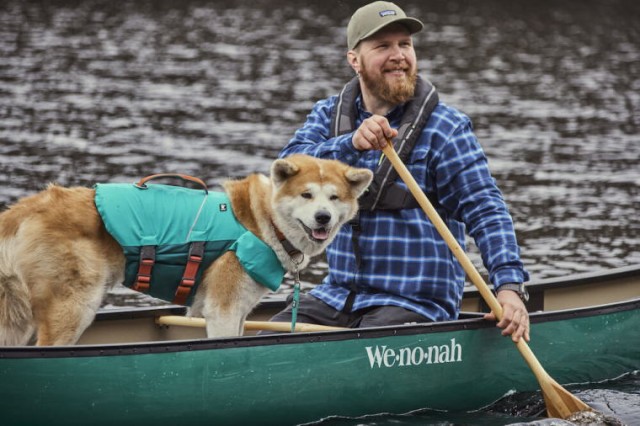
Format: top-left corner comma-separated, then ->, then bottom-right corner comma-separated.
135,173 -> 208,194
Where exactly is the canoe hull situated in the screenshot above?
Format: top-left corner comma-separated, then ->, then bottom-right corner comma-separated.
1,298 -> 638,425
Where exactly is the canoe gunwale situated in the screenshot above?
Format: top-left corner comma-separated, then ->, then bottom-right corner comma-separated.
464,263 -> 640,296
527,296 -> 640,324
1,296 -> 638,360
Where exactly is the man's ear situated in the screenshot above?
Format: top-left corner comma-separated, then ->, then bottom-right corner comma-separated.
271,158 -> 300,188
347,50 -> 360,75
345,167 -> 373,197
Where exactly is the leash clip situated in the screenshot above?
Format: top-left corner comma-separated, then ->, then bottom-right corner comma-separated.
290,257 -> 304,333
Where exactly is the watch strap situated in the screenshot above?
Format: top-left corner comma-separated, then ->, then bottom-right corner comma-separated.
496,283 -> 529,302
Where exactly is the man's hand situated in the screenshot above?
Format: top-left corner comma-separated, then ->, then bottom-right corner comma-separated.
352,115 -> 398,151
484,290 -> 530,343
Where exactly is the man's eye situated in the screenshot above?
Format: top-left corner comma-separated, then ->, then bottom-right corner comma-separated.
301,192 -> 312,199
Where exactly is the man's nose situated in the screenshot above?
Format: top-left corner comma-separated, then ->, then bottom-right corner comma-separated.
389,44 -> 405,60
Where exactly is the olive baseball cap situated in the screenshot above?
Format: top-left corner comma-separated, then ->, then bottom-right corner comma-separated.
347,1 -> 424,50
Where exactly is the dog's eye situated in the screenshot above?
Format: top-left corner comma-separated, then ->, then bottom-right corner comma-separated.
301,192 -> 313,199
330,195 -> 339,201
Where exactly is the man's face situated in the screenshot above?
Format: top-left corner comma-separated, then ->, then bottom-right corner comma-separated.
350,23 -> 418,105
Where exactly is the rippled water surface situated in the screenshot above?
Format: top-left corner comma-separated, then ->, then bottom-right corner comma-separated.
1,0 -> 638,283
0,0 -> 638,424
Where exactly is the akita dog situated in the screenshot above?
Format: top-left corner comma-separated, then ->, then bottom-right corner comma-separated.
0,154 -> 372,346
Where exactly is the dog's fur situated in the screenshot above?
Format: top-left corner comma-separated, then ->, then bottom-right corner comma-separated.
0,155 -> 372,346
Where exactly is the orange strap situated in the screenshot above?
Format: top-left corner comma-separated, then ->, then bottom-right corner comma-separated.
173,242 -> 205,305
132,246 -> 155,292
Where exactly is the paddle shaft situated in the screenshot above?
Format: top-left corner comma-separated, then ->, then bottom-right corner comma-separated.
155,315 -> 347,333
381,143 -> 589,418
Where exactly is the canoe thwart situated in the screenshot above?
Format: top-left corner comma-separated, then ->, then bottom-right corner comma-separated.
155,315 -> 347,333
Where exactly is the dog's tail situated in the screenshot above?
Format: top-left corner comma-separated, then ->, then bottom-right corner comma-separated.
0,273 -> 35,346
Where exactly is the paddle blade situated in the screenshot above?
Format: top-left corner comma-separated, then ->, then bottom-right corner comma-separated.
543,378 -> 591,419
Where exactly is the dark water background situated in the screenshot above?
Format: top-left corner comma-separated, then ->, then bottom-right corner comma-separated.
0,0 -> 638,424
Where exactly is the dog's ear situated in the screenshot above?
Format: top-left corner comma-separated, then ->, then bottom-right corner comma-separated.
271,158 -> 300,188
345,167 -> 373,197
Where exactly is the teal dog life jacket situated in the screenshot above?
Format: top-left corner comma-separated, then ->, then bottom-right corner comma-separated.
94,179 -> 285,306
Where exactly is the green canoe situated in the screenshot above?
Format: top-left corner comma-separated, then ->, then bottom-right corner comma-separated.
1,265 -> 639,425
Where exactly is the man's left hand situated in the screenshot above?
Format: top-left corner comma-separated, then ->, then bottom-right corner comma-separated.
484,290 -> 530,343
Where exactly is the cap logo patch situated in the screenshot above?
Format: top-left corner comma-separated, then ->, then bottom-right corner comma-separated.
379,10 -> 397,17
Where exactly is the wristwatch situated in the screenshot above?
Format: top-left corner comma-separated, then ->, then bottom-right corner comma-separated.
497,282 -> 529,303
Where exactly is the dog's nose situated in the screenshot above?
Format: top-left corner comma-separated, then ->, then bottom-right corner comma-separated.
315,211 -> 331,225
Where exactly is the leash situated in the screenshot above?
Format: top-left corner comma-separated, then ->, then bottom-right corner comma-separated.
270,220 -> 306,332
290,254 -> 304,333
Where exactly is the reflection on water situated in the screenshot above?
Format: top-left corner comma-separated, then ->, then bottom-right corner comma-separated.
1,0 -> 638,285
1,0 -> 638,288
1,0 -> 639,293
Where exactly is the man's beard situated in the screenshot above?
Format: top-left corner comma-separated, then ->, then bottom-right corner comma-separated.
360,62 -> 418,105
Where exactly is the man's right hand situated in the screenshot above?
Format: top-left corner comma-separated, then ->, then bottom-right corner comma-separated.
352,115 -> 398,151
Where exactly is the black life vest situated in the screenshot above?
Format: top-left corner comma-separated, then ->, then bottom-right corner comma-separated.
329,75 -> 439,211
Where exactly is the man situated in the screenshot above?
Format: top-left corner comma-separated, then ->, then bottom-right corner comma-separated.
272,1 -> 530,342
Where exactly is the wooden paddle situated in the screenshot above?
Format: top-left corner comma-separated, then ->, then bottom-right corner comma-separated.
380,143 -> 590,419
156,315 -> 347,333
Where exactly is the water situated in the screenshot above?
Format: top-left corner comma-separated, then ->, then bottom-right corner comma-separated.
309,372 -> 640,425
0,0 -> 638,424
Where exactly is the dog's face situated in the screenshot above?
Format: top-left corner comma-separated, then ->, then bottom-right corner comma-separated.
271,154 -> 373,255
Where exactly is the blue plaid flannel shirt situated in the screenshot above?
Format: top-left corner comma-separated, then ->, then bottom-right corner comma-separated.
280,95 -> 529,321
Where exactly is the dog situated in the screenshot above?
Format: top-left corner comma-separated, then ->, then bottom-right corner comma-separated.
0,154 -> 373,346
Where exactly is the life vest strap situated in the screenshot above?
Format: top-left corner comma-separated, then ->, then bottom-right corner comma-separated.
173,241 -> 205,305
329,75 -> 440,212
132,245 -> 156,292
